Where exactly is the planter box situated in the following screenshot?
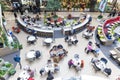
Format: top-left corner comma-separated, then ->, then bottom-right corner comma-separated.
84,8 -> 90,12
0,59 -> 4,67
97,18 -> 102,22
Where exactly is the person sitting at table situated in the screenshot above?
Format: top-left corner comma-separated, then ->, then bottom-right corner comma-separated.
106,33 -> 112,39
63,49 -> 68,56
39,68 -> 45,76
85,42 -> 95,54
75,62 -> 81,71
49,49 -> 56,57
72,40 -> 78,45
68,59 -> 74,68
57,44 -> 63,49
54,64 -> 60,72
46,70 -> 54,80
27,69 -> 35,77
65,36 -> 69,42
91,58 -> 100,64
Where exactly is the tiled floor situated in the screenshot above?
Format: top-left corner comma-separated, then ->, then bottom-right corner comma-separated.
4,12 -> 120,80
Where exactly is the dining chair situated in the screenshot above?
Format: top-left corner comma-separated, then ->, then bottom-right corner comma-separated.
100,58 -> 108,64
103,68 -> 112,76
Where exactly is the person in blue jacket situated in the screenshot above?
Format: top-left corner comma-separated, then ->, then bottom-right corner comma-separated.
13,55 -> 22,69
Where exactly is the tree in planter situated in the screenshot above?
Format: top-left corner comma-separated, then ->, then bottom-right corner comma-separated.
89,0 -> 97,12
46,0 -> 61,12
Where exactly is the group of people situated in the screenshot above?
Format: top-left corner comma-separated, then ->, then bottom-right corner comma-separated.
108,7 -> 120,17
68,54 -> 84,72
65,35 -> 78,45
85,41 -> 100,57
39,60 -> 59,80
49,44 -> 68,58
22,15 -> 41,24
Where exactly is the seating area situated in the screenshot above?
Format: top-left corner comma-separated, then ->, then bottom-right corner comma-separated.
91,58 -> 112,76
2,10 -> 120,80
68,54 -> 84,72
64,35 -> 78,45
25,50 -> 41,62
110,47 -> 120,65
97,16 -> 120,45
49,45 -> 68,63
39,60 -> 60,76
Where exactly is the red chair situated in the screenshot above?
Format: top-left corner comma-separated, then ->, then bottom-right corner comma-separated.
12,26 -> 15,31
28,77 -> 34,80
80,60 -> 84,68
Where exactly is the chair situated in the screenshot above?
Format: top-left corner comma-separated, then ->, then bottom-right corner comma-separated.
80,60 -> 84,68
68,59 -> 74,68
65,36 -> 69,42
100,58 -> 108,64
74,54 -> 79,59
103,68 -> 112,76
35,50 -> 41,59
12,26 -> 15,31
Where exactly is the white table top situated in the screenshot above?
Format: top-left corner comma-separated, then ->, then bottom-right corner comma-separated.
26,51 -> 36,59
19,71 -> 30,80
44,38 -> 53,43
72,58 -> 81,66
27,36 -> 36,42
95,60 -> 106,71
83,31 -> 93,36
70,36 -> 77,42
44,63 -> 55,73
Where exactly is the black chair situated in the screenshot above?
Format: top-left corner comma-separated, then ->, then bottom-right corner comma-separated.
100,58 -> 108,64
35,50 -> 41,59
57,44 -> 63,49
74,40 -> 78,44
65,36 -> 69,42
104,68 -> 112,76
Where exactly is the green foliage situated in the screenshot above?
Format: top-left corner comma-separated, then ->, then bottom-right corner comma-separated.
1,33 -> 8,47
8,68 -> 16,75
3,62 -> 12,68
0,1 -> 11,11
19,44 -> 23,50
97,14 -> 103,19
46,0 -> 61,11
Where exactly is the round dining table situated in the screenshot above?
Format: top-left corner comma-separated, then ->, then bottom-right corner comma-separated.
27,36 -> 36,42
26,51 -> 36,61
44,38 -> 53,43
94,60 -> 106,71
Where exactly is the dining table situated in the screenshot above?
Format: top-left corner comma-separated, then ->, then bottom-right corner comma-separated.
94,60 -> 106,71
44,38 -> 53,43
44,63 -> 55,73
26,51 -> 36,61
72,58 -> 81,66
27,36 -> 36,42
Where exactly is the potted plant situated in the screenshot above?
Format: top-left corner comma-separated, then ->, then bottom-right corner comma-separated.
67,14 -> 72,19
0,58 -> 4,67
97,14 -> 103,21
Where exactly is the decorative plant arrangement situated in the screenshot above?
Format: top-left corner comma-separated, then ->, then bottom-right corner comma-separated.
97,14 -> 103,21
67,14 -> 72,19
0,59 -> 15,78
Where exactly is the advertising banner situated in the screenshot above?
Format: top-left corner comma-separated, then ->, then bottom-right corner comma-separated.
98,0 -> 108,12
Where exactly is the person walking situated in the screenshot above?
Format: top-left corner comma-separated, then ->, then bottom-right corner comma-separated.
13,55 -> 22,69
14,12 -> 17,19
